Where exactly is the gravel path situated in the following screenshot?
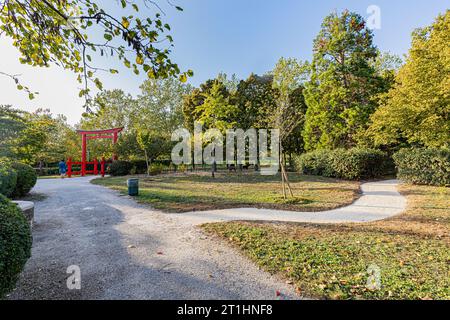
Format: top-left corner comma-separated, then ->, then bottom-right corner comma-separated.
8,177 -> 406,300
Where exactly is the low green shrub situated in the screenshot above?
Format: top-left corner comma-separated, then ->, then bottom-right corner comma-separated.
0,194 -> 32,298
0,164 -> 17,197
393,148 -> 450,186
293,149 -> 335,177
11,163 -> 37,198
149,163 -> 164,176
295,148 -> 393,180
109,160 -> 133,176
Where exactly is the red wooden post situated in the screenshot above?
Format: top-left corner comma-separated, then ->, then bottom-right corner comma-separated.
67,158 -> 72,178
81,133 -> 87,176
113,132 -> 118,161
101,157 -> 105,177
94,158 -> 98,175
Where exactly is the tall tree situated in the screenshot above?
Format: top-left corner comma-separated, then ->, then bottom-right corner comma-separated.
234,73 -> 278,130
303,11 -> 384,151
182,78 -> 230,131
367,11 -> 450,149
0,0 -> 191,107
137,77 -> 192,134
194,81 -> 238,131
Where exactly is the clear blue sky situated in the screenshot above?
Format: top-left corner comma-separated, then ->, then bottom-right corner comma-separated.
162,0 -> 449,86
1,0 -> 448,123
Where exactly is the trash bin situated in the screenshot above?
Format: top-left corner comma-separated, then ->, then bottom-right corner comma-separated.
127,178 -> 139,196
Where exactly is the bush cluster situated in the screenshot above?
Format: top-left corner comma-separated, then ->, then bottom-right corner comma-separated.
0,165 -> 18,197
0,194 -> 32,298
0,162 -> 37,198
11,163 -> 37,198
294,148 -> 394,180
393,148 -> 450,186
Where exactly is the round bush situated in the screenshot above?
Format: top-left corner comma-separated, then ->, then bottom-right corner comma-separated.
0,165 -> 18,197
109,160 -> 133,176
11,163 -> 37,198
293,150 -> 333,176
0,194 -> 32,298
393,148 -> 450,186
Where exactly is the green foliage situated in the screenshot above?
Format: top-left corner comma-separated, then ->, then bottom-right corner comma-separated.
393,148 -> 450,186
271,58 -> 309,147
0,106 -> 27,159
295,148 -> 393,180
11,163 -> 37,198
136,129 -> 171,169
129,160 -> 149,175
109,160 -> 133,176
194,80 -> 238,131
0,106 -> 75,165
203,220 -> 449,300
80,79 -> 190,162
368,11 -> 450,149
149,163 -> 164,176
234,74 -> 278,130
0,163 -> 18,197
0,0 -> 190,107
0,194 -> 32,298
293,149 -> 334,176
303,11 -> 387,151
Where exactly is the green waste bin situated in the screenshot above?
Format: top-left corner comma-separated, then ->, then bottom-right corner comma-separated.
127,178 -> 139,196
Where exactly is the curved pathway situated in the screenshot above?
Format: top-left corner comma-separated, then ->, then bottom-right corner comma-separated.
177,180 -> 407,225
8,178 -> 406,300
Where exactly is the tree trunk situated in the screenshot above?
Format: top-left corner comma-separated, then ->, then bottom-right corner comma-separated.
144,149 -> 150,176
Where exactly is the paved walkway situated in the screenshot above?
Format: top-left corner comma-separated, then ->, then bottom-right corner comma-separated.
8,177 -> 406,300
178,180 -> 407,225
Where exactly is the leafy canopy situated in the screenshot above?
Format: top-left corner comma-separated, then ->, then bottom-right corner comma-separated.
302,11 -> 386,151
0,0 -> 192,107
367,10 -> 450,149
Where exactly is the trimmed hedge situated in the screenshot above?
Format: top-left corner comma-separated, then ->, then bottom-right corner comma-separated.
109,160 -> 175,176
0,194 -> 32,298
0,164 -> 17,197
11,163 -> 37,198
109,160 -> 133,176
393,148 -> 450,186
129,160 -> 149,175
294,148 -> 394,180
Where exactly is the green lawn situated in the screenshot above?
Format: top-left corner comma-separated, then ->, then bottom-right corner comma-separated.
202,184 -> 450,300
92,172 -> 360,213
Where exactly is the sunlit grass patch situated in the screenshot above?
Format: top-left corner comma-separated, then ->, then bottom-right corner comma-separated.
92,172 -> 360,213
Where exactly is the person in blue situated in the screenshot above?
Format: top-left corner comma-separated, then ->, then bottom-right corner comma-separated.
58,159 -> 67,179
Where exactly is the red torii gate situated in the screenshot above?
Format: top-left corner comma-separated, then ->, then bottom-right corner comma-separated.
68,127 -> 123,177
